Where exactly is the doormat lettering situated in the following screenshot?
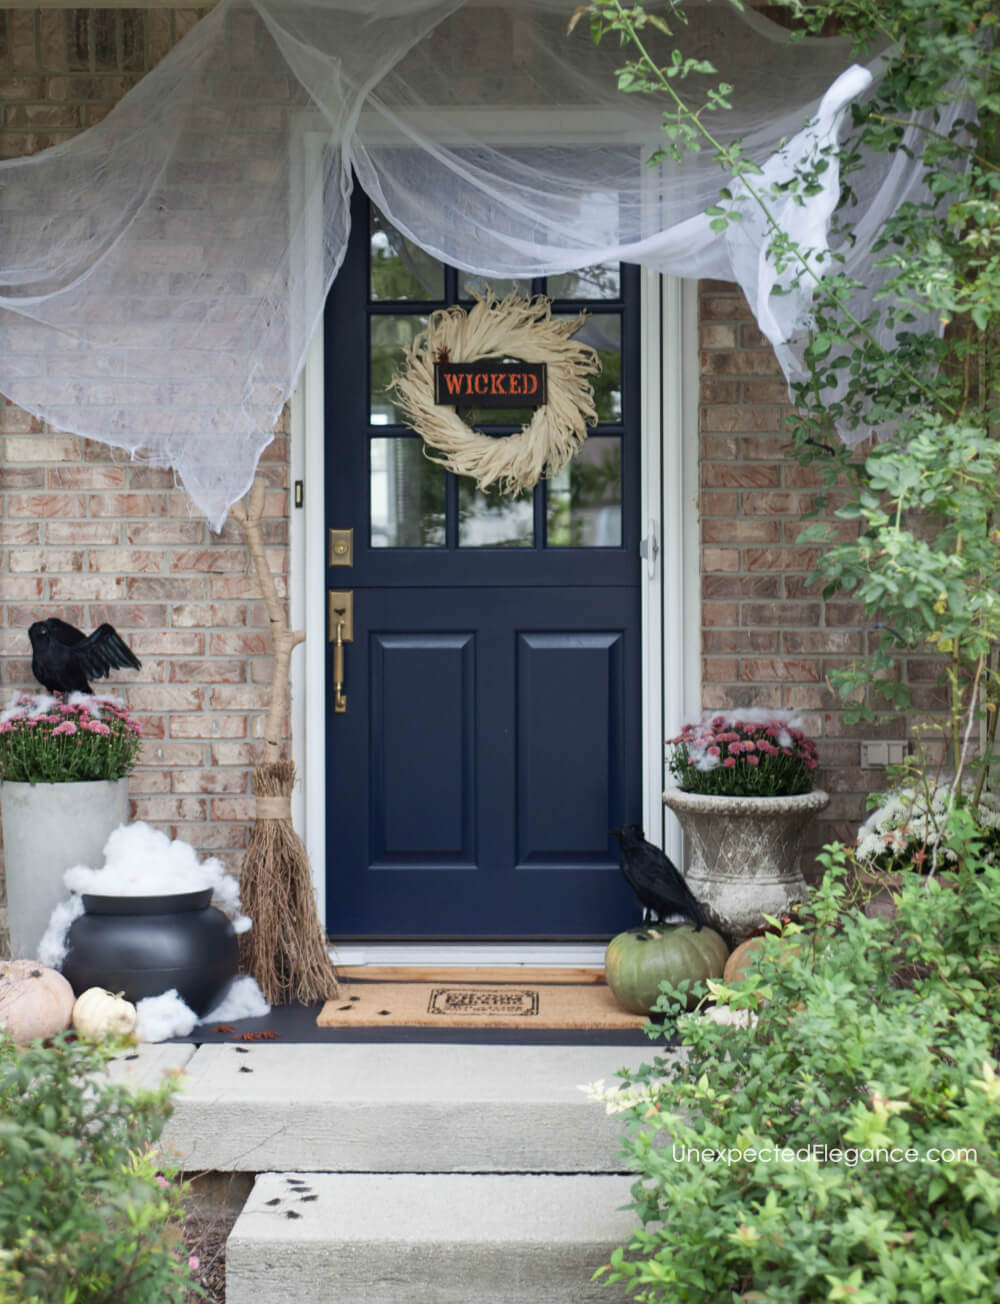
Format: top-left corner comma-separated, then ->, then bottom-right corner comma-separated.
427,987 -> 540,1017
317,968 -> 646,1030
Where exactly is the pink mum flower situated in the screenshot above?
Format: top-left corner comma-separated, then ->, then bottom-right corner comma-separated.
745,754 -> 759,766
51,721 -> 77,736
722,757 -> 737,769
84,720 -> 111,735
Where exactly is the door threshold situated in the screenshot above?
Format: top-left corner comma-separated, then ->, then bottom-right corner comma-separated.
328,942 -> 607,968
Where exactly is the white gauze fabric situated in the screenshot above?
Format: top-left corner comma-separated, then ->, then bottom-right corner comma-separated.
0,0 -> 941,524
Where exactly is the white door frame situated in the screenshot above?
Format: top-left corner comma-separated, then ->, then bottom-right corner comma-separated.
289,270 -> 700,966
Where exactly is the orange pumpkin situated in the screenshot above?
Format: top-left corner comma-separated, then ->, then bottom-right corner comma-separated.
724,937 -> 765,985
0,960 -> 75,1045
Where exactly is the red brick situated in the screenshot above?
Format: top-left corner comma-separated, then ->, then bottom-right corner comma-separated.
140,739 -> 207,767
89,549 -> 165,574
172,769 -> 248,795
209,632 -> 271,657
9,548 -> 83,573
170,714 -> 247,739
5,436 -> 80,461
700,436 -> 739,460
132,796 -> 208,823
742,602 -> 822,627
210,575 -> 287,600
782,629 -> 864,655
700,324 -> 738,348
740,658 -> 821,683
703,657 -> 739,681
704,630 -> 780,654
209,797 -> 255,822
0,522 -> 41,546
210,684 -> 271,710
700,293 -> 751,321
745,547 -> 823,572
172,822 -> 249,852
702,603 -> 739,628
128,685 -> 205,712
702,519 -> 780,544
702,575 -> 781,600
702,548 -> 740,573
47,466 -> 127,490
128,577 -> 209,600
89,493 -> 169,517
702,686 -> 783,710
48,575 -> 126,602
127,521 -> 205,545
171,602 -> 250,628
128,770 -> 172,795
169,658 -> 247,683
46,520 -> 121,545
8,492 -> 86,518
88,603 -> 167,627
0,467 -> 45,490
701,406 -> 785,433
129,630 -> 206,656
700,380 -> 740,404
171,549 -> 247,573
210,740 -> 266,767
701,464 -> 781,489
701,350 -> 782,377
698,491 -> 740,516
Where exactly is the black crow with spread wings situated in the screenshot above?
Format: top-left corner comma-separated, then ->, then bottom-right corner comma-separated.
612,824 -> 705,929
28,618 -> 141,695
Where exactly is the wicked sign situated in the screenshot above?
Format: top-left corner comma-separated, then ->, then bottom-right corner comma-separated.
434,360 -> 547,409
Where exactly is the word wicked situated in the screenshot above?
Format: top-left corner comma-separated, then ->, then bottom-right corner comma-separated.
434,361 -> 547,409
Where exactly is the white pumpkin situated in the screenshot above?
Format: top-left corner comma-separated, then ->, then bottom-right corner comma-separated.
0,960 -> 75,1045
72,987 -> 137,1040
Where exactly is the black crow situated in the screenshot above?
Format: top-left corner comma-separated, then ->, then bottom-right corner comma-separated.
28,617 -> 141,695
612,824 -> 705,929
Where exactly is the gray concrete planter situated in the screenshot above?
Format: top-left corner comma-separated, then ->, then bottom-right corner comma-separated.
662,788 -> 830,943
1,778 -> 128,959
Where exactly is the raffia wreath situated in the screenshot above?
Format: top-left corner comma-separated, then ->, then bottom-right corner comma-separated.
389,291 -> 601,495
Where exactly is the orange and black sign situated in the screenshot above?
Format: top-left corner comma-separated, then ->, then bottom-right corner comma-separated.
434,361 -> 547,409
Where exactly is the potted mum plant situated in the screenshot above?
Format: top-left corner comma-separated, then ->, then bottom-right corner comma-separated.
663,711 -> 828,941
0,693 -> 141,959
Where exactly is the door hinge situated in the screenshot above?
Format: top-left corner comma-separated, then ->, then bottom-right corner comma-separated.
639,520 -> 659,579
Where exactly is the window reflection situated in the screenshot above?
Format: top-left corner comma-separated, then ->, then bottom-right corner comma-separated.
548,262 -> 620,301
370,315 -> 427,424
558,313 -> 621,422
369,209 -> 444,302
371,438 -> 446,548
547,437 -> 621,547
458,479 -> 534,548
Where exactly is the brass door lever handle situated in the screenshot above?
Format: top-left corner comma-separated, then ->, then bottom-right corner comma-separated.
333,615 -> 347,714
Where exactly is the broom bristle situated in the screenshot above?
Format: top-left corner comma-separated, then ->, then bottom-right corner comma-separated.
238,761 -> 339,1005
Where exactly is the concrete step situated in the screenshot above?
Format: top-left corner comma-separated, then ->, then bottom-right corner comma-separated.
226,1172 -> 637,1304
161,1043 -> 663,1173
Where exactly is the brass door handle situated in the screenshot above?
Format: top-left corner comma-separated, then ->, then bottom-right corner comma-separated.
333,619 -> 347,713
329,590 -> 353,716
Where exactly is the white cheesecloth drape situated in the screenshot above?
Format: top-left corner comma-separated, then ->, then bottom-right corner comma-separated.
0,0 -> 944,526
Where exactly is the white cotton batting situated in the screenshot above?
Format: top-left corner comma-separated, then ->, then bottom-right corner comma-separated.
62,821 -> 252,933
134,990 -> 199,1043
200,975 -> 270,1024
38,895 -> 85,969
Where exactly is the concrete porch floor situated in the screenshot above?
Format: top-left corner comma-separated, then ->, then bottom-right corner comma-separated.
111,1039 -> 672,1302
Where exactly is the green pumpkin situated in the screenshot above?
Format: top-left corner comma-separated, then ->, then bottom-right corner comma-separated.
605,924 -> 729,1014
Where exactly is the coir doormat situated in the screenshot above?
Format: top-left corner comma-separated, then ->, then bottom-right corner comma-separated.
316,966 -> 647,1030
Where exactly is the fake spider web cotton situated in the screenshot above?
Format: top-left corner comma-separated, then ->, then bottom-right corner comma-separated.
0,0 -> 948,526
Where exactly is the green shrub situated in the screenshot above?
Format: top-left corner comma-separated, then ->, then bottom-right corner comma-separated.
0,1034 -> 199,1303
590,828 -> 1000,1302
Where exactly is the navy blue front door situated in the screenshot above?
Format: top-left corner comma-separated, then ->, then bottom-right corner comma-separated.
324,188 -> 642,939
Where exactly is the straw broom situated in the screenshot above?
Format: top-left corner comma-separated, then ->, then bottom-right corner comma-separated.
228,477 -> 339,1004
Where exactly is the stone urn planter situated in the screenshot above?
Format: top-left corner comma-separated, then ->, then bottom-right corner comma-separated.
662,787 -> 829,943
1,778 -> 128,959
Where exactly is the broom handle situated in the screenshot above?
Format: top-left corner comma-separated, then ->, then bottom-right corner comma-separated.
229,476 -> 306,762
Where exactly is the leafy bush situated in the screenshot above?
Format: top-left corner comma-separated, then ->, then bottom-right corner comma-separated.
666,712 -> 819,797
0,1033 -> 199,1303
0,693 -> 142,784
588,828 -> 1000,1302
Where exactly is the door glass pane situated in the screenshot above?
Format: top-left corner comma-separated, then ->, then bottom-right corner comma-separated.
559,314 -> 621,422
370,209 -> 444,302
547,437 -> 621,547
458,480 -> 534,548
370,315 -> 427,424
371,438 -> 446,548
460,275 -> 530,301
548,262 -> 621,301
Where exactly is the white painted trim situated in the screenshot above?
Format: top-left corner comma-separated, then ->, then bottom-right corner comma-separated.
331,943 -> 608,968
639,268 -> 664,851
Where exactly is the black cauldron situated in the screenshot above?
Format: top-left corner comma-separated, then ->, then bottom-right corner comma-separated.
62,889 -> 239,1017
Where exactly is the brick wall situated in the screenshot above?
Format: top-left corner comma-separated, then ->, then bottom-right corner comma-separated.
698,280 -> 897,851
